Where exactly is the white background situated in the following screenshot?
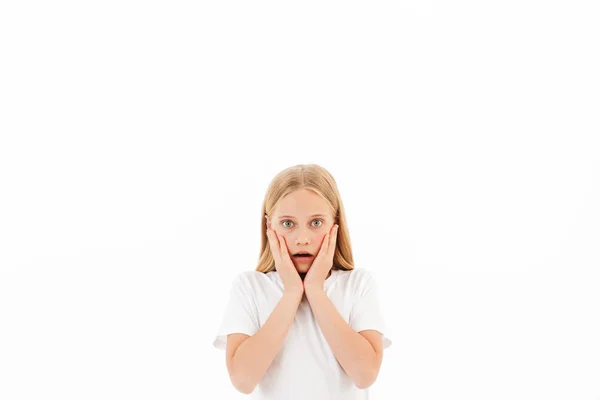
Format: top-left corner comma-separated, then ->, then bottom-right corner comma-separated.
1,0 -> 599,399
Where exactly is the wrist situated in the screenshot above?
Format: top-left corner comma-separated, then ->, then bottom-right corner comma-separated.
304,285 -> 324,297
283,288 -> 304,299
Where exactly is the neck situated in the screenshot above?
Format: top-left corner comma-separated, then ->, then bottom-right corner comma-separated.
298,270 -> 332,281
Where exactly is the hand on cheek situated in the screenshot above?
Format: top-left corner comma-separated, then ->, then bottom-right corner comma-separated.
303,224 -> 338,292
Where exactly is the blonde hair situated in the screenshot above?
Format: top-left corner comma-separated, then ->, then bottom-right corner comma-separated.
255,164 -> 354,273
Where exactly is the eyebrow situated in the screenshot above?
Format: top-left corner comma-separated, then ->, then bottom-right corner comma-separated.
277,214 -> 328,219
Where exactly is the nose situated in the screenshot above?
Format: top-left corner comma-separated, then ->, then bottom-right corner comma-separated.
295,231 -> 311,245
295,237 -> 310,245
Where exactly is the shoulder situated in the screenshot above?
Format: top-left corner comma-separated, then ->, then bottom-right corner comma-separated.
338,267 -> 375,282
230,270 -> 274,292
232,270 -> 265,281
336,267 -> 378,292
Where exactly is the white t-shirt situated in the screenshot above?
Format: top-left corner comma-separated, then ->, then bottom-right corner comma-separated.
213,267 -> 392,399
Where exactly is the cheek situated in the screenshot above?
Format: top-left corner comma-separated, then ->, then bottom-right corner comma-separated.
275,230 -> 290,242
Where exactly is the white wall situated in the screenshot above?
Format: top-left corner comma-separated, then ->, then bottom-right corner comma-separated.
1,1 -> 599,399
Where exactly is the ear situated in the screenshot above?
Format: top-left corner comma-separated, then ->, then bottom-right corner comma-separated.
265,215 -> 271,230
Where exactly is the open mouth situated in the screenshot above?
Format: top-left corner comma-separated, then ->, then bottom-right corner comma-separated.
293,253 -> 313,260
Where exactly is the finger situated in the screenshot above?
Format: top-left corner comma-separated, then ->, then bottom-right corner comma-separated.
279,235 -> 291,259
329,225 -> 338,257
267,229 -> 281,259
316,233 -> 329,260
279,236 -> 295,264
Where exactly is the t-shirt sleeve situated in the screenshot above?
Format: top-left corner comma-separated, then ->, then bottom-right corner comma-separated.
349,269 -> 392,349
212,273 -> 260,351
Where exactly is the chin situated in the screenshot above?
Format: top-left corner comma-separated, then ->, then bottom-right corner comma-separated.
295,264 -> 310,272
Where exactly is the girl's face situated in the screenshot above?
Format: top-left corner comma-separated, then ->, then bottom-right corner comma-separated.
266,188 -> 336,274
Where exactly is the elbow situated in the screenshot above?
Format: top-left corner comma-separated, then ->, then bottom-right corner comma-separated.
354,368 -> 378,390
230,373 -> 257,395
231,380 -> 256,395
355,379 -> 373,390
235,384 -> 256,395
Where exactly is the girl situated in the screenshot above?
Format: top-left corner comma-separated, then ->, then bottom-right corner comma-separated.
213,164 -> 392,399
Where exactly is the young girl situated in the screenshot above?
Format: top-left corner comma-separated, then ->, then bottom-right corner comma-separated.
213,164 -> 392,399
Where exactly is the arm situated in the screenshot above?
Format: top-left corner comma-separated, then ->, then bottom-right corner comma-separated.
228,291 -> 303,394
305,288 -> 383,389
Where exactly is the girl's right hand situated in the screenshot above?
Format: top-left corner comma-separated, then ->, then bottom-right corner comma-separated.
266,228 -> 304,296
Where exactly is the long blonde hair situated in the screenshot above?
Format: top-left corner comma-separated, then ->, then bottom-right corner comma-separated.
256,164 -> 354,273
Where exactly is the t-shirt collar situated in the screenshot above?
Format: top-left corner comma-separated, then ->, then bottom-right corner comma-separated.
270,269 -> 339,290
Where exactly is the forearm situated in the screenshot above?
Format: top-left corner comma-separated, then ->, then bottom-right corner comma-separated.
305,288 -> 377,388
231,291 -> 303,393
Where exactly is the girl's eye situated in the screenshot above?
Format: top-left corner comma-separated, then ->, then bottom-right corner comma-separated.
281,219 -> 324,228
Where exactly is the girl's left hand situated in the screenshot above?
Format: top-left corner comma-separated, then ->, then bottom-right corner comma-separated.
304,224 -> 339,293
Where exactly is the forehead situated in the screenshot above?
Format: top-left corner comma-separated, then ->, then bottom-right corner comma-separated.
273,189 -> 332,218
